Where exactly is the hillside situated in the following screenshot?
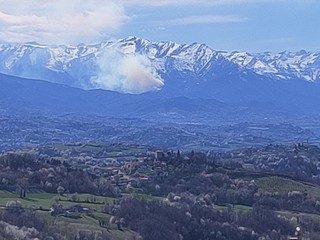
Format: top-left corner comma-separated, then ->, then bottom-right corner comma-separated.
0,143 -> 320,239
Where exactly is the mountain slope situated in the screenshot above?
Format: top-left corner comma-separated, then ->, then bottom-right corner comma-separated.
1,37 -> 320,89
1,37 -> 320,115
0,73 -> 237,118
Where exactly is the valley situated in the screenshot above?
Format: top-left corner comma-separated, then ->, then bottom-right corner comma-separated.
1,37 -> 320,240
0,110 -> 318,152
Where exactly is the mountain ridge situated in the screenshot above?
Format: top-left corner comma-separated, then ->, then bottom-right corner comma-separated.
1,37 -> 320,116
1,36 -> 320,90
0,73 -> 239,119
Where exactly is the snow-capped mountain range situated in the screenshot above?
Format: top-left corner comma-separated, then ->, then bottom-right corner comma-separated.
1,36 -> 320,116
0,36 -> 320,91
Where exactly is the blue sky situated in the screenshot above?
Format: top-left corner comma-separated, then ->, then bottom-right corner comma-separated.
0,0 -> 319,52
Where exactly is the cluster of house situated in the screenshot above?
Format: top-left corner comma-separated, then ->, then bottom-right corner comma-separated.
66,149 -> 170,191
49,150 -> 170,218
50,203 -> 89,217
108,150 -> 169,190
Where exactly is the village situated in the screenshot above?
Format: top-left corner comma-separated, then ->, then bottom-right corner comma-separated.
37,143 -> 174,192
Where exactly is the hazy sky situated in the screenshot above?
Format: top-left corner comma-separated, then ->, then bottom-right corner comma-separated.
0,0 -> 319,52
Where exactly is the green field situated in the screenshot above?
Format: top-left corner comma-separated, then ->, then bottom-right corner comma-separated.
0,191 -> 115,209
0,190 -> 137,239
54,143 -> 149,158
0,190 -> 167,239
255,176 -> 320,199
123,192 -> 165,201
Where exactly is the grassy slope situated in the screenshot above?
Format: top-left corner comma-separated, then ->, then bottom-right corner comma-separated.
0,191 -> 136,239
255,176 -> 320,199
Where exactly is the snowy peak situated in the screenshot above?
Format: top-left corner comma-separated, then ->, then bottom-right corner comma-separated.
223,50 -> 320,81
0,37 -> 320,92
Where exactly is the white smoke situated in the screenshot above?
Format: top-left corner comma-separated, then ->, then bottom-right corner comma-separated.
92,49 -> 164,94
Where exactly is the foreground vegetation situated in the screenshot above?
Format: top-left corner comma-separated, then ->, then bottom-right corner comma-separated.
0,143 -> 320,239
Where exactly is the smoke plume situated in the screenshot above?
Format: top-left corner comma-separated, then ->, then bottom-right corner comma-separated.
91,49 -> 164,94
